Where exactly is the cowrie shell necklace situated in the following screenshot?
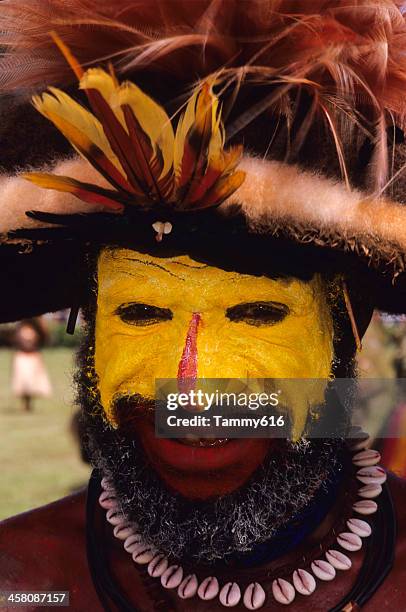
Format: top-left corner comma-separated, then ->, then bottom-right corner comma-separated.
99,434 -> 385,609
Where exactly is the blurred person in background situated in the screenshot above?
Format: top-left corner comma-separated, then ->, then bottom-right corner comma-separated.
377,318 -> 406,478
357,314 -> 397,442
11,317 -> 52,412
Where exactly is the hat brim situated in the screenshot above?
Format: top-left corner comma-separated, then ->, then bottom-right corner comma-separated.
0,242 -> 82,323
0,226 -> 403,329
1,156 -> 405,322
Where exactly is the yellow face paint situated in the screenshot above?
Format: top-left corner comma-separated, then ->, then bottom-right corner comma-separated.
95,248 -> 334,438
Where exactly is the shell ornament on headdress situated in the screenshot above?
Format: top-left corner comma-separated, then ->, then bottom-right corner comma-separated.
23,33 -> 246,241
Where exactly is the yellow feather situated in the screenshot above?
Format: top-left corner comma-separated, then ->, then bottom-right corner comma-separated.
173,80 -> 224,180
40,108 -> 95,156
208,102 -> 225,164
50,31 -> 84,80
22,172 -> 82,193
173,88 -> 199,178
116,82 -> 175,178
217,145 -> 244,174
194,82 -> 219,138
206,169 -> 246,207
80,68 -> 125,125
33,88 -> 125,175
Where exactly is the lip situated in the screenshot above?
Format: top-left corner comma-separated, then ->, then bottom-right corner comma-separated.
138,420 -> 267,472
178,436 -> 230,447
132,414 -> 276,499
115,404 -> 274,497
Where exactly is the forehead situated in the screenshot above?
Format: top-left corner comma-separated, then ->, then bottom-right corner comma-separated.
97,248 -> 322,306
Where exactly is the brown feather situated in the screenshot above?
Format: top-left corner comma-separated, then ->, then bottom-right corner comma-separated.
84,87 -> 147,196
22,172 -> 125,210
121,104 -> 164,201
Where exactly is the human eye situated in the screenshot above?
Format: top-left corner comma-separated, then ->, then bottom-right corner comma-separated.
115,302 -> 173,326
226,301 -> 289,326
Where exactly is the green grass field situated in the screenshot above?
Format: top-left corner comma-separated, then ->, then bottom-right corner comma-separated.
0,347 -> 90,520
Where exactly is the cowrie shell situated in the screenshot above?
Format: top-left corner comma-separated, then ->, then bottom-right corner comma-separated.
161,565 -> 183,589
152,221 -> 164,233
219,582 -> 241,607
113,524 -> 133,540
326,549 -> 352,570
198,576 -> 219,600
352,449 -> 381,467
347,427 -> 369,450
131,543 -> 157,565
98,491 -> 117,509
106,508 -> 123,526
347,518 -> 372,538
124,533 -> 143,552
358,483 -> 382,499
243,582 -> 266,610
147,553 -> 168,578
311,559 -> 336,581
356,466 -> 386,485
272,578 -> 295,605
292,569 -> 316,595
337,532 -> 362,552
101,477 -> 113,490
152,220 -> 172,241
352,499 -> 378,515
178,574 -> 198,599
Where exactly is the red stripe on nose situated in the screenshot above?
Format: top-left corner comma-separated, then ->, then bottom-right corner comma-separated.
177,313 -> 201,392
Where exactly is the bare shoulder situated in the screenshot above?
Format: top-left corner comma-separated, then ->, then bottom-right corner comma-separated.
364,473 -> 406,610
0,490 -> 88,590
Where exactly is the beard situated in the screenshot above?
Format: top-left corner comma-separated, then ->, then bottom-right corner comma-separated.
76,324 -> 348,565
83,410 -> 344,563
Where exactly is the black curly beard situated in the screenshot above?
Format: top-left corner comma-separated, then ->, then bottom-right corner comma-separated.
84,413 -> 344,563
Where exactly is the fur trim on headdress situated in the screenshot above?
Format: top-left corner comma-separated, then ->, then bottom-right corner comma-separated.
228,157 -> 406,279
2,154 -> 405,281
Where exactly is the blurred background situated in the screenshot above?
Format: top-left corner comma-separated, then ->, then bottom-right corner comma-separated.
0,311 -> 405,521
0,312 -> 90,520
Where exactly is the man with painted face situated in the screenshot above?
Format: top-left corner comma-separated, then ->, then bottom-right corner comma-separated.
1,1 -> 406,610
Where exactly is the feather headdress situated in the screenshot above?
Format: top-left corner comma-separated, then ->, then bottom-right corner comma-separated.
22,33 -> 245,228
1,0 -> 406,192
